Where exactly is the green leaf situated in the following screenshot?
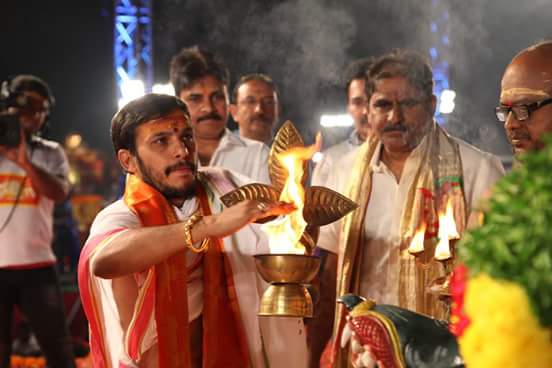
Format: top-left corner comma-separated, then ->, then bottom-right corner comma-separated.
459,134 -> 552,327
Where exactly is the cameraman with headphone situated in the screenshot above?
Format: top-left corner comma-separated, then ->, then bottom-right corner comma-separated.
0,75 -> 75,367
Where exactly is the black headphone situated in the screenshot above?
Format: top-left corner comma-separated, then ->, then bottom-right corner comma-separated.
0,75 -> 55,135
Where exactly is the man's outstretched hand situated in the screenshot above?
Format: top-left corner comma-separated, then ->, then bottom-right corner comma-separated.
200,200 -> 296,239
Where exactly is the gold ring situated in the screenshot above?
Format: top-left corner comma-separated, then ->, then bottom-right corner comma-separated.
257,202 -> 268,212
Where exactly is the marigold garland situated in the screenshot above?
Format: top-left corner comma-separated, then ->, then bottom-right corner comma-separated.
459,274 -> 552,368
449,264 -> 470,337
10,355 -> 92,368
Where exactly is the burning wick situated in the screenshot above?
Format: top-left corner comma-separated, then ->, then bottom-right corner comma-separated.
434,198 -> 460,261
261,133 -> 322,255
407,221 -> 426,255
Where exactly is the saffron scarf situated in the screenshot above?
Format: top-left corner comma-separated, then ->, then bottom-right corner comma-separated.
79,174 -> 250,367
124,174 -> 251,367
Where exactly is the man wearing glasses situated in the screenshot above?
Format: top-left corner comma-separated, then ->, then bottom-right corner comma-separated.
497,40 -> 552,156
326,41 -> 552,368
230,73 -> 280,145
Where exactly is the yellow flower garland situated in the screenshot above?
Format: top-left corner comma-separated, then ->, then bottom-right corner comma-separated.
459,274 -> 552,368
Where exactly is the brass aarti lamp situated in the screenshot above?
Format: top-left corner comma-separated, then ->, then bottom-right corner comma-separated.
221,121 -> 357,318
407,200 -> 459,308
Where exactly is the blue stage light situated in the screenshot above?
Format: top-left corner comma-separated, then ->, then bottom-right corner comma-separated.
114,0 -> 153,105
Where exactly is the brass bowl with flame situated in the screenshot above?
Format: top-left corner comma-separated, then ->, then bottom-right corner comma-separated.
255,254 -> 321,318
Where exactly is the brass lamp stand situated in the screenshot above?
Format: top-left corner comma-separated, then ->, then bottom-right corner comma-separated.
221,121 -> 357,318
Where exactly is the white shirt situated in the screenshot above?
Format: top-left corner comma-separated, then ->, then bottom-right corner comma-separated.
0,137 -> 70,268
89,197 -> 205,322
311,130 -> 363,187
318,137 -> 505,304
203,129 -> 271,184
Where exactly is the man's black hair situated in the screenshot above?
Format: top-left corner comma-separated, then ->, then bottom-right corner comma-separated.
111,93 -> 189,154
10,74 -> 54,102
231,73 -> 279,104
169,46 -> 229,95
365,49 -> 434,101
344,57 -> 374,96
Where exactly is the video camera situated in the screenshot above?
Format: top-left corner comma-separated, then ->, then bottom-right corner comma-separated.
0,80 -> 26,148
0,112 -> 21,148
0,75 -> 54,148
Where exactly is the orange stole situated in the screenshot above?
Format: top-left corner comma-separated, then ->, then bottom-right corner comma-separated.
196,183 -> 250,368
123,175 -> 250,367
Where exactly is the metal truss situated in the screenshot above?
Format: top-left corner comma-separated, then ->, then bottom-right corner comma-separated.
428,0 -> 452,124
114,0 -> 153,99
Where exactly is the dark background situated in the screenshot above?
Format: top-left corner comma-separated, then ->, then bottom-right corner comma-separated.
2,0 -> 551,157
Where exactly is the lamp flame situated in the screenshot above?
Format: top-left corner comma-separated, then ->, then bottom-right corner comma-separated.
262,134 -> 322,254
434,198 -> 460,261
408,221 -> 426,254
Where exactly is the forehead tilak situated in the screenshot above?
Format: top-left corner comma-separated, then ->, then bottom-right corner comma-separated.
141,114 -> 189,136
500,87 -> 551,104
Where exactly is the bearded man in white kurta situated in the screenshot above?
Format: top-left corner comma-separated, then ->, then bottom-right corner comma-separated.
78,94 -> 307,368
316,50 -> 505,368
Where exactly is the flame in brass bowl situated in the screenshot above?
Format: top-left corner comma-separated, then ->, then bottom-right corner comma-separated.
255,254 -> 320,283
219,121 -> 358,249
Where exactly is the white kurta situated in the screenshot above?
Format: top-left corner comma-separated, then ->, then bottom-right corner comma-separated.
86,168 -> 307,368
202,129 -> 271,184
317,136 -> 505,305
311,130 -> 362,187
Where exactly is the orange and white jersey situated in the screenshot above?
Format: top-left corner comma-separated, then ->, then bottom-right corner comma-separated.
0,137 -> 69,268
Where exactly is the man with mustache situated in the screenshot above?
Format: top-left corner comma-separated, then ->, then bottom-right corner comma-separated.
230,73 -> 280,144
170,47 -> 270,183
78,94 -> 308,367
315,50 -> 505,367
332,40 -> 552,368
311,58 -> 373,187
498,40 -> 552,156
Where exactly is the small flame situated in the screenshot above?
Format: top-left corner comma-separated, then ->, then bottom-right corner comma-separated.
434,198 -> 460,261
408,221 -> 426,254
262,134 -> 322,254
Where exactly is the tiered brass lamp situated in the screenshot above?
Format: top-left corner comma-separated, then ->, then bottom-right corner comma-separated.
221,121 -> 357,318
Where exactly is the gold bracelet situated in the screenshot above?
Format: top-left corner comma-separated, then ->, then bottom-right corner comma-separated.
183,212 -> 209,253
